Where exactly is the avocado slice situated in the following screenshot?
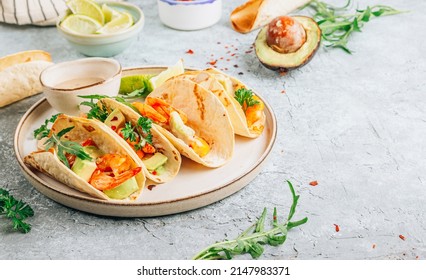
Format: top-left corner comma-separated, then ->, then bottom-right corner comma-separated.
103,177 -> 139,199
104,108 -> 125,131
72,158 -> 97,182
142,152 -> 168,172
254,16 -> 321,72
71,146 -> 102,182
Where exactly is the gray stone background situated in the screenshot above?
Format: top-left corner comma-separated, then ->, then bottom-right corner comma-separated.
1,0 -> 425,259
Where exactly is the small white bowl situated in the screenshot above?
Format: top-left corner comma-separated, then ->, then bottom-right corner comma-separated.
40,58 -> 122,116
157,0 -> 222,31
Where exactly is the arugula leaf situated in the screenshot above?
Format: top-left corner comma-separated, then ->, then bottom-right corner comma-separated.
193,181 -> 308,260
33,113 -> 61,139
0,188 -> 34,233
43,127 -> 92,168
307,0 -> 405,53
234,88 -> 259,112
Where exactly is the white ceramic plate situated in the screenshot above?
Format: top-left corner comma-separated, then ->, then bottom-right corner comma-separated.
14,66 -> 277,217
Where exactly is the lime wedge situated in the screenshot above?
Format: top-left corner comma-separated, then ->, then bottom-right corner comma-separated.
96,12 -> 134,34
150,59 -> 185,89
66,0 -> 105,25
102,3 -> 120,23
60,14 -> 102,34
119,74 -> 154,95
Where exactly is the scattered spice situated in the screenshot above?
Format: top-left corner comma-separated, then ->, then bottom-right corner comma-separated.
281,90 -> 286,94
233,64 -> 239,68
333,224 -> 340,232
217,42 -> 221,44
186,49 -> 194,54
416,256 -> 419,259
372,244 -> 376,249
231,53 -> 236,57
238,72 -> 244,75
309,181 -> 318,186
226,59 -> 230,61
147,185 -> 156,191
399,234 -> 406,241
279,71 -> 287,77
245,50 -> 253,54
224,67 -> 228,71
208,60 -> 217,66
220,57 -> 224,60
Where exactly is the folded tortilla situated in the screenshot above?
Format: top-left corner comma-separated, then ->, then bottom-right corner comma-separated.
179,69 -> 265,138
230,0 -> 310,33
24,115 -> 146,201
0,50 -> 52,108
148,77 -> 235,168
98,98 -> 182,184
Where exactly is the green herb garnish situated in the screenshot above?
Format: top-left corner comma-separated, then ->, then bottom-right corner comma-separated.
235,88 -> 259,112
193,181 -> 308,260
43,127 -> 92,168
121,117 -> 153,150
33,113 -> 60,139
0,188 -> 34,233
79,95 -> 110,122
306,0 -> 404,53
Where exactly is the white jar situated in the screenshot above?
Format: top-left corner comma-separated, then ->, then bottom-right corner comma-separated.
157,0 -> 222,31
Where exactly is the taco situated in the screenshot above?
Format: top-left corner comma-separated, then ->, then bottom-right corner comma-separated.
230,0 -> 310,33
133,77 -> 234,168
179,69 -> 265,138
80,97 -> 181,184
0,50 -> 53,108
24,115 -> 146,201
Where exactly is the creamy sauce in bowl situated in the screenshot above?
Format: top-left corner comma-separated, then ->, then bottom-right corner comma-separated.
55,77 -> 105,89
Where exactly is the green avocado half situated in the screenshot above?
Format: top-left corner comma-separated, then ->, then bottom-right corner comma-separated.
254,16 -> 321,72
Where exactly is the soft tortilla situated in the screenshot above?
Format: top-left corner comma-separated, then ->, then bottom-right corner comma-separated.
24,115 -> 146,201
0,50 -> 51,72
0,60 -> 53,107
148,77 -> 235,168
230,0 -> 310,33
179,70 -> 265,138
99,98 -> 182,184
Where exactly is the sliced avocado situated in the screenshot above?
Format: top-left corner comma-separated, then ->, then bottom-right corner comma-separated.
142,152 -> 168,172
71,158 -> 97,182
84,145 -> 103,158
104,108 -> 125,130
119,74 -> 154,96
169,111 -> 195,144
103,177 -> 139,199
254,16 -> 321,72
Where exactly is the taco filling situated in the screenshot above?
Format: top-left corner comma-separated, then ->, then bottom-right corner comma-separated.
132,97 -> 211,158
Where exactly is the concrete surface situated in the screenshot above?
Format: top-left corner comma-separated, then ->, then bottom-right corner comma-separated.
1,0 -> 425,260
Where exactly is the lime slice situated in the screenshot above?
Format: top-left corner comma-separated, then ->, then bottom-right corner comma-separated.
150,59 -> 185,89
96,12 -> 133,34
60,14 -> 102,34
102,3 -> 120,23
66,0 -> 104,25
119,74 -> 154,95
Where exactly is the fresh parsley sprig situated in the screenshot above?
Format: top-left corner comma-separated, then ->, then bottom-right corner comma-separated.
193,181 -> 308,260
120,117 -> 153,150
0,188 -> 34,233
307,0 -> 404,53
235,88 -> 259,113
33,113 -> 60,139
43,127 -> 92,168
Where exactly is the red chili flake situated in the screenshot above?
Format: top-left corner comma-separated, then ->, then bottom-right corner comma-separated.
273,215 -> 277,223
399,234 -> 406,241
226,58 -> 230,61
152,170 -> 157,175
208,60 -> 217,66
231,53 -> 236,57
279,70 -> 287,76
281,90 -> 286,94
210,54 -> 214,56
245,50 -> 253,54
234,48 -> 238,51
309,181 -> 318,186
225,45 -> 229,49
334,224 -> 340,232
147,185 -> 156,191
186,49 -> 194,54
220,57 -> 224,60
224,68 -> 228,70
226,51 -> 231,54
111,125 -> 116,131
372,244 -> 376,249
416,256 -> 419,259
233,64 -> 238,68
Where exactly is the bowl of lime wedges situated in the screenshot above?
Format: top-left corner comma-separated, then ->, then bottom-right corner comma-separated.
57,0 -> 144,57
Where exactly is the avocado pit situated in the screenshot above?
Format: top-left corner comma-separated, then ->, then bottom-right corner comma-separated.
266,16 -> 306,54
